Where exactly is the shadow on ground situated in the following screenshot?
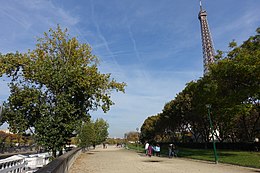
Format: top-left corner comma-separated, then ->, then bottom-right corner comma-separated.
143,160 -> 162,163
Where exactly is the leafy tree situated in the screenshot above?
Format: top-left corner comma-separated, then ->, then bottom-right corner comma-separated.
157,100 -> 184,142
175,83 -> 204,142
140,115 -> 160,143
125,131 -> 139,142
106,137 -> 125,145
0,26 -> 126,157
210,27 -> 260,142
93,118 -> 109,145
140,28 -> 260,144
76,118 -> 109,148
77,121 -> 95,149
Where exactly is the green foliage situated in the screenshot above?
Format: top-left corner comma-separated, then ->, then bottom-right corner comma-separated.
210,27 -> 260,142
125,131 -> 139,142
77,121 -> 95,148
106,137 -> 125,145
76,118 -> 109,148
0,25 -> 126,157
126,143 -> 144,152
93,118 -> 109,144
140,27 -> 260,143
140,115 -> 160,142
229,40 -> 237,49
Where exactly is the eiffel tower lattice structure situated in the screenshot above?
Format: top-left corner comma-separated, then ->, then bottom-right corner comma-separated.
0,101 -> 3,116
198,0 -> 215,74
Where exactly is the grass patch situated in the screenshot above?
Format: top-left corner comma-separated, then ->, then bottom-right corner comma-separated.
126,143 -> 260,168
173,148 -> 260,169
126,143 -> 144,153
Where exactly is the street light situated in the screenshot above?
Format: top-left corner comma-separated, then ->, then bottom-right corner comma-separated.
136,128 -> 139,152
206,104 -> 218,164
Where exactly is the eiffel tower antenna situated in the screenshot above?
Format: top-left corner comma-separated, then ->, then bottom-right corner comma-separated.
200,0 -> 202,11
198,0 -> 215,74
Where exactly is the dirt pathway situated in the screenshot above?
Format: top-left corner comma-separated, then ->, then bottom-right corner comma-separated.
69,146 -> 260,173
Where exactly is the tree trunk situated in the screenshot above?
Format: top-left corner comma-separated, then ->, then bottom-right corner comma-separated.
59,149 -> 63,156
52,149 -> 57,158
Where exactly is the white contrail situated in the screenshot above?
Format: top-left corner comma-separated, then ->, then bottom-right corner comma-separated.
1,9 -> 31,30
127,25 -> 140,60
127,24 -> 149,81
90,0 -> 122,72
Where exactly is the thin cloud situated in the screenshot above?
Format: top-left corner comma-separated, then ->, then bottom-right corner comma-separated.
213,7 -> 260,50
0,0 -> 80,54
127,24 -> 149,81
1,9 -> 31,30
90,0 -> 123,75
1,0 -> 259,137
91,65 -> 200,137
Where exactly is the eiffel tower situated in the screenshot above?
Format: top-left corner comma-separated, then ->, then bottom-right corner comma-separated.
198,0 -> 215,74
0,101 -> 2,117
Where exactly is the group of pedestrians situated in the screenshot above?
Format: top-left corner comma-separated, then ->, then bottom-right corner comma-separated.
144,142 -> 161,157
144,142 -> 177,158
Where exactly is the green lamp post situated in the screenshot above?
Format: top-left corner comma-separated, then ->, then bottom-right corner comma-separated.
136,127 -> 139,152
206,104 -> 218,164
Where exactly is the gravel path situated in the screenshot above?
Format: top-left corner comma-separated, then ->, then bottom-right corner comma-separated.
69,146 -> 260,173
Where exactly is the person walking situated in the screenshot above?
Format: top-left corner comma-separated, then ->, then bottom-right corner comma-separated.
168,144 -> 173,158
168,144 -> 177,158
145,141 -> 149,156
148,144 -> 153,157
155,144 -> 160,157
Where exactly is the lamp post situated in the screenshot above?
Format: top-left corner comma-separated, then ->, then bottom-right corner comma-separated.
206,104 -> 218,164
136,127 -> 139,152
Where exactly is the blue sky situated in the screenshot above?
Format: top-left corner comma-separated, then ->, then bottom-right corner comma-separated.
0,0 -> 259,138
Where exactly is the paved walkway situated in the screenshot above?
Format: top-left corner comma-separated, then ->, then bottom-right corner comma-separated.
69,146 -> 260,173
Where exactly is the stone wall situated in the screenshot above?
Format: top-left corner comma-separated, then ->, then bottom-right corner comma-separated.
36,147 -> 82,173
